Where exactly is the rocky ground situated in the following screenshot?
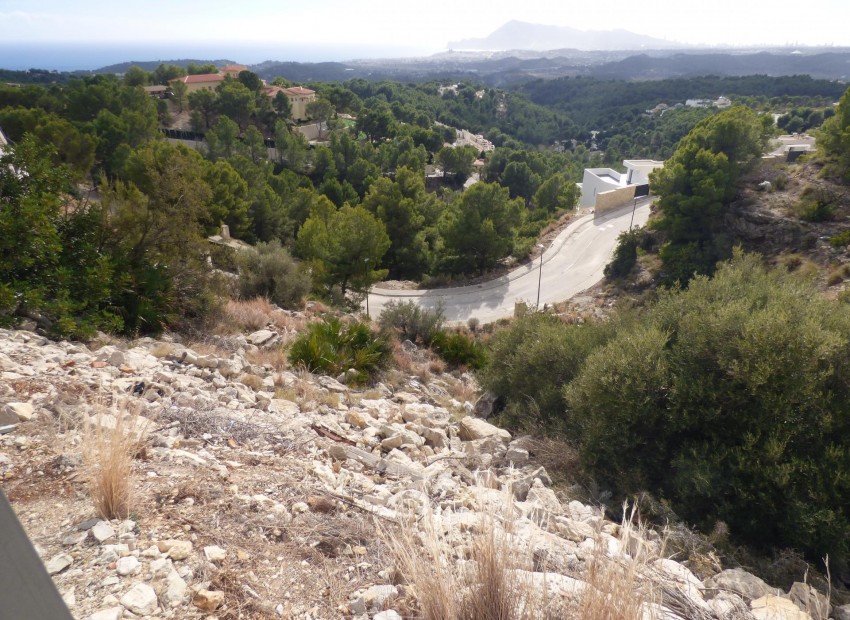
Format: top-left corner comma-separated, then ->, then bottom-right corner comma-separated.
0,312 -> 845,620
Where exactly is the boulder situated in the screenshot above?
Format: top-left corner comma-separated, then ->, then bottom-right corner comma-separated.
120,583 -> 159,616
192,589 -> 225,612
2,402 -> 34,422
788,582 -> 830,618
705,568 -> 782,602
473,391 -> 498,419
751,595 -> 812,620
157,539 -> 193,560
247,329 -> 278,346
458,416 -> 511,443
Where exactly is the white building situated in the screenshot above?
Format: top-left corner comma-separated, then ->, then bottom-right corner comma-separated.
578,159 -> 664,209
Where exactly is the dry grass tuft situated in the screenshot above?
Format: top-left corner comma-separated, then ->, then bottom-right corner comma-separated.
246,347 -> 289,373
580,505 -> 659,620
83,402 -> 143,520
385,490 -> 562,620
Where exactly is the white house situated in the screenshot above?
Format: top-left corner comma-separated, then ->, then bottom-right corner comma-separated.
578,159 -> 664,209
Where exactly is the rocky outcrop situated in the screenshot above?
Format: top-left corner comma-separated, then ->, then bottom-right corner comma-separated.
0,326 -> 835,619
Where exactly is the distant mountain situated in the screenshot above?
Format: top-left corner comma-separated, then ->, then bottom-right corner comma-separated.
95,59 -> 236,74
449,20 -> 681,51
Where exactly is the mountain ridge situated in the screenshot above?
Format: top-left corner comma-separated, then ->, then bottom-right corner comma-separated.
448,19 -> 683,51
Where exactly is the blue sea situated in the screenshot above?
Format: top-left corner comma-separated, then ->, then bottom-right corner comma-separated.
0,41 -> 439,71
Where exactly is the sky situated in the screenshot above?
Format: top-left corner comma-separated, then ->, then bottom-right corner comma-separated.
1,0 -> 848,58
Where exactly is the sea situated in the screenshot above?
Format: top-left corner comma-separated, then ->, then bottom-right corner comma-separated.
0,41 -> 439,72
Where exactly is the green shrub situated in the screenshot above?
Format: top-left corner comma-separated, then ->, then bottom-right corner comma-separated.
565,251 -> 850,565
479,313 -> 615,428
830,230 -> 850,248
378,300 -> 445,345
604,228 -> 645,280
237,241 -> 311,310
431,330 -> 487,370
288,317 -> 390,383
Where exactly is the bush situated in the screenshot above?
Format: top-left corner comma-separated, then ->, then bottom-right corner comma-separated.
237,241 -> 311,309
604,227 -> 645,280
378,300 -> 445,345
565,251 -> 850,565
431,330 -> 487,370
288,317 -> 390,383
480,312 -> 615,428
829,230 -> 850,248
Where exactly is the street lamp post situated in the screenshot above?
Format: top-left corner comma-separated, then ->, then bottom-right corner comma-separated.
536,244 -> 545,310
363,258 -> 370,318
629,196 -> 638,231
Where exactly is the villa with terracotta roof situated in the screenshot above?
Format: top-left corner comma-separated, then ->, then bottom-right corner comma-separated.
220,64 -> 249,78
263,85 -> 317,122
170,73 -> 224,94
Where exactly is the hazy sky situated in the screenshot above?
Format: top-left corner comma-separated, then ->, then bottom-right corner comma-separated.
2,0 -> 848,50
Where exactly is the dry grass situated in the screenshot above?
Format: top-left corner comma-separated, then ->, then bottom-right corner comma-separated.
216,298 -> 308,335
580,505 -> 657,620
82,401 -> 143,520
385,490 -> 563,620
246,346 -> 289,373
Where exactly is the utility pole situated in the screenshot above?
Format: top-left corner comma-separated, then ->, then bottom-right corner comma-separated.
629,196 -> 638,231
536,244 -> 545,310
363,257 -> 370,318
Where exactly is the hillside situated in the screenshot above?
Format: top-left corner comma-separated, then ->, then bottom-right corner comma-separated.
1,301 -> 843,619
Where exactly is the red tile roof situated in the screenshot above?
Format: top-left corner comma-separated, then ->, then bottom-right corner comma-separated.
282,86 -> 315,96
172,74 -> 224,85
221,64 -> 248,73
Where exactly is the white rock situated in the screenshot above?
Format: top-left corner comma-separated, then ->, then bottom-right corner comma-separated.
120,583 -> 159,616
751,595 -> 812,620
247,329 -> 277,346
85,607 -> 123,620
157,539 -> 193,560
374,611 -> 403,620
3,402 -> 34,421
116,555 -> 140,576
90,521 -> 116,543
45,553 -> 73,575
458,416 -> 511,443
364,584 -> 398,611
164,570 -> 188,606
203,545 -> 227,562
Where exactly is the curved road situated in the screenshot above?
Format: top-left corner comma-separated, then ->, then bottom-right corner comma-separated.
366,198 -> 652,324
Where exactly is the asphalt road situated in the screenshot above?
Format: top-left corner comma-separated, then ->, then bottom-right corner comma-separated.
367,198 -> 652,324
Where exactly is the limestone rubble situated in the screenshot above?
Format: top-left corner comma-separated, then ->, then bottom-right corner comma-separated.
0,325 -> 842,619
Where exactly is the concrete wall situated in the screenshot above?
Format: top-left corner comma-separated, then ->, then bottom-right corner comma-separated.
623,160 -> 664,185
579,168 -> 623,208
595,185 -> 636,215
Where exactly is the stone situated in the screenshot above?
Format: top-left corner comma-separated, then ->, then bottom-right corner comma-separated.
85,608 -> 123,620
90,521 -> 116,543
247,329 -> 277,346
319,375 -> 349,393
554,516 -> 596,542
834,604 -> 850,620
364,584 -> 398,611
45,553 -> 73,575
751,595 -> 812,620
62,530 -> 89,546
473,391 -> 498,419
788,582 -> 830,618
157,539 -> 193,560
164,570 -> 188,607
346,410 -> 369,429
421,427 -> 448,448
505,446 -> 529,465
374,611 -> 403,620
705,568 -> 782,602
526,479 -> 562,514
204,545 -> 227,562
2,402 -> 33,422
458,416 -> 511,443
116,555 -> 140,576
120,583 -> 159,616
193,589 -> 225,612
